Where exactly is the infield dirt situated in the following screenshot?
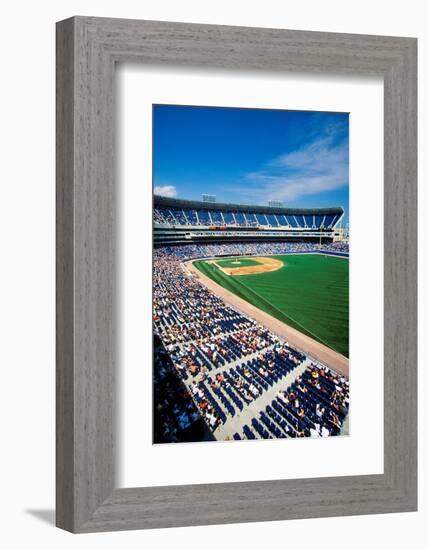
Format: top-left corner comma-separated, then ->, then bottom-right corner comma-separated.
209,256 -> 283,276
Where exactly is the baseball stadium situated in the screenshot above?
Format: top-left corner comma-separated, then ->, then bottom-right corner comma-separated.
153,195 -> 349,444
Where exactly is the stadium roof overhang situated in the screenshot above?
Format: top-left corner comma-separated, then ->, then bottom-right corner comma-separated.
154,195 -> 344,216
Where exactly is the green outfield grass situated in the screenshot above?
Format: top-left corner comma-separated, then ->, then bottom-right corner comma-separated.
215,257 -> 262,269
194,254 -> 349,357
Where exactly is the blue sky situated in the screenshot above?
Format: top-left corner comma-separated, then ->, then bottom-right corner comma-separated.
153,105 -> 349,224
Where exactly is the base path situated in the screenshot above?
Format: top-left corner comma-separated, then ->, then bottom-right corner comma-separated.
209,256 -> 283,276
186,259 -> 349,378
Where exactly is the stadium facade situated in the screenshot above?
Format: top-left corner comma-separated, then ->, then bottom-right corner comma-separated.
154,195 -> 344,247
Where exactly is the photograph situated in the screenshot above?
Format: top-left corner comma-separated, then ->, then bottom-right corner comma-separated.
153,105 -> 350,444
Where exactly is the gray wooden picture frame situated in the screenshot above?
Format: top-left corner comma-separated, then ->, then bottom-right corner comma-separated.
56,16 -> 417,533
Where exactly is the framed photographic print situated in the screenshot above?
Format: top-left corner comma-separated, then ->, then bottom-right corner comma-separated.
56,17 -> 417,532
151,105 -> 350,446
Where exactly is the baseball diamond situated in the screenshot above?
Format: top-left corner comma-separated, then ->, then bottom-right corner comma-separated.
214,257 -> 263,269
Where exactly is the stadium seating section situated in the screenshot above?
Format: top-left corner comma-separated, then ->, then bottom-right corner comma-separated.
154,204 -> 341,229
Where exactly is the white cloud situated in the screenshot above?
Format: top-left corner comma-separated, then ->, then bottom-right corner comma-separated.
154,185 -> 177,198
244,134 -> 348,202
